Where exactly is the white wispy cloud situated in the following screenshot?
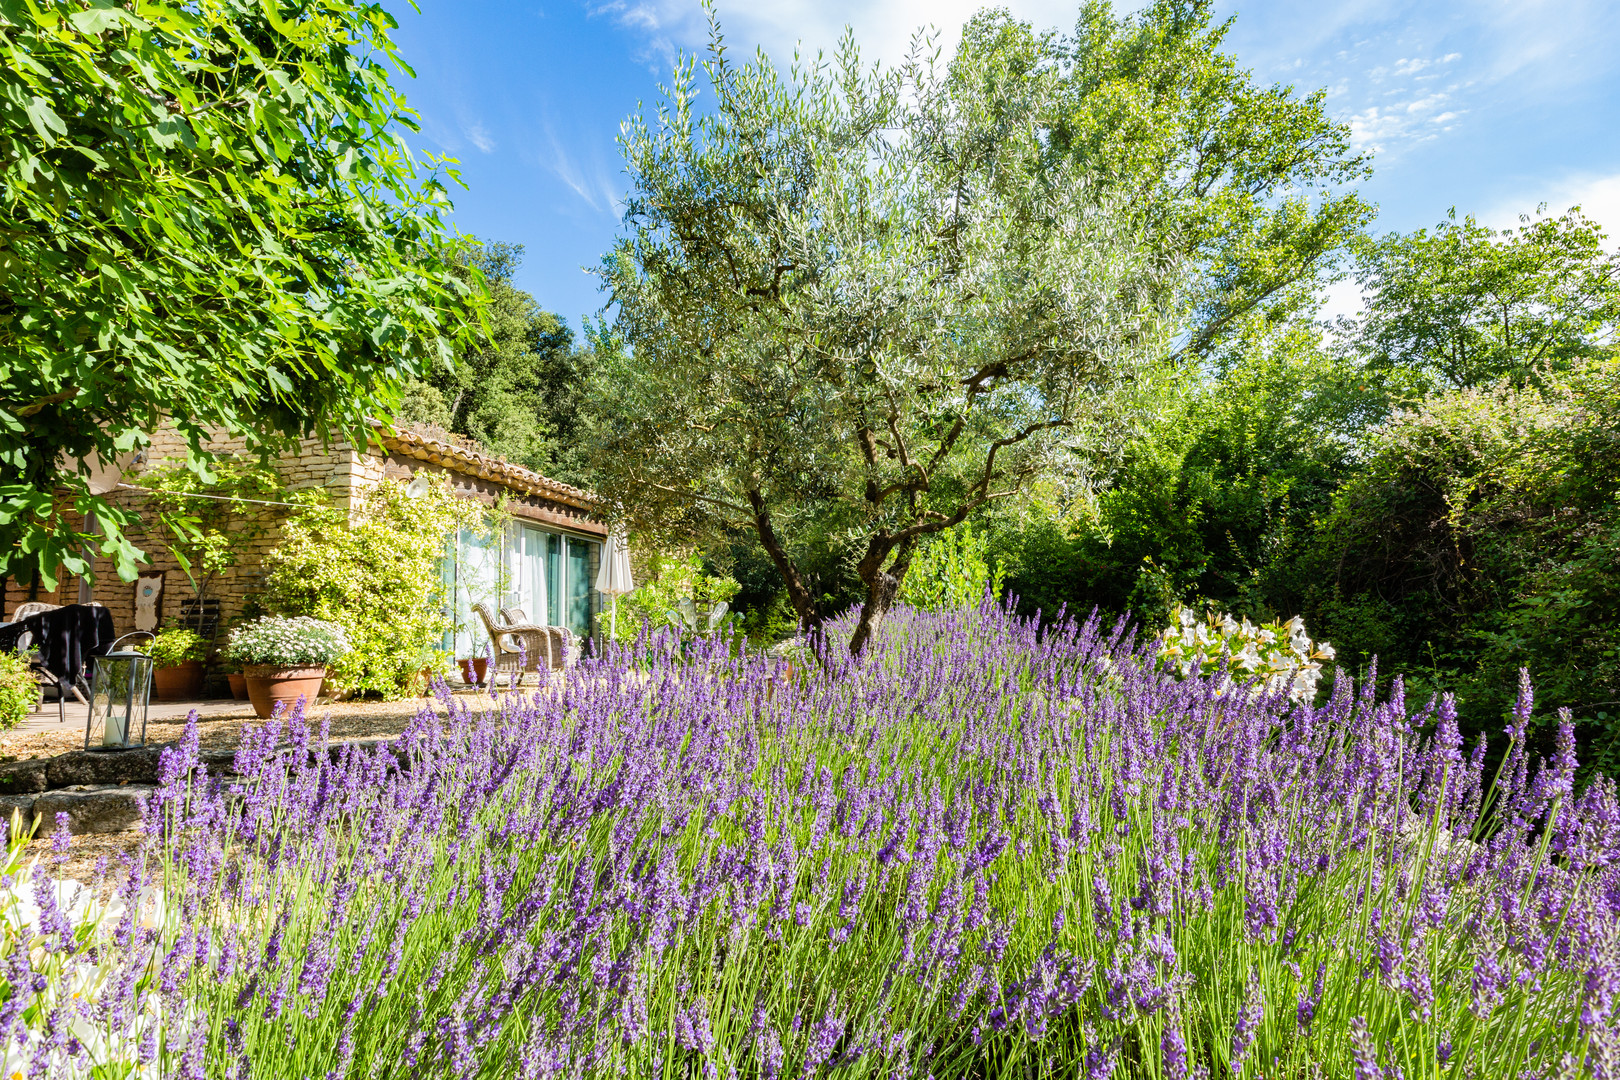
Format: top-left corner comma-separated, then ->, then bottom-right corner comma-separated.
537,118 -> 624,219
465,122 -> 496,154
1480,173 -> 1620,240
542,121 -> 598,208
1223,0 -> 1618,163
591,0 -> 1080,74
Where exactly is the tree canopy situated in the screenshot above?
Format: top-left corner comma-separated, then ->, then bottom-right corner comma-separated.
957,0 -> 1373,364
398,241 -> 593,483
586,18 -> 1172,653
0,0 -> 477,589
1338,206 -> 1620,395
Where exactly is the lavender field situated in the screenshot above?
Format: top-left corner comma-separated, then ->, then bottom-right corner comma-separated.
10,605 -> 1620,1078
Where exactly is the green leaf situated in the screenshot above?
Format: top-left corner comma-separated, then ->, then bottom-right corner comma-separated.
23,96 -> 66,144
67,2 -> 145,36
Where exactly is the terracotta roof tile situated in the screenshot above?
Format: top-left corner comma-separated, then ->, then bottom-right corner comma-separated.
374,422 -> 595,512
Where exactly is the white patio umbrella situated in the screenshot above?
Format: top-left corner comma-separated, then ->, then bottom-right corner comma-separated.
593,530 -> 636,637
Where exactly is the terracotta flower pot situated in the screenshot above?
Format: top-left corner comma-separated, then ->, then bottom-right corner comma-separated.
152,660 -> 206,702
226,672 -> 249,701
242,665 -> 327,720
458,657 -> 489,686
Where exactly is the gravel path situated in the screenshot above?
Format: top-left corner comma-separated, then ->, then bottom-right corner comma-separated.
1,691 -> 504,759
5,689 -> 509,886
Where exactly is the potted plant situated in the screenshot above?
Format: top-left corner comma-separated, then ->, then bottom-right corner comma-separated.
458,641 -> 489,687
221,662 -> 249,702
224,616 -> 350,719
144,627 -> 208,702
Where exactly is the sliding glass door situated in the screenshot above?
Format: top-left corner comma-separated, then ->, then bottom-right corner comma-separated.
567,539 -> 592,635
442,521 -> 600,654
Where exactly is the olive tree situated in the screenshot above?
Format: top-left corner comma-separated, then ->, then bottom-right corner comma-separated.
588,21 -> 1172,653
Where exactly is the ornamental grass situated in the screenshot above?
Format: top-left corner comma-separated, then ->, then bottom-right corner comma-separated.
6,603 -> 1618,1078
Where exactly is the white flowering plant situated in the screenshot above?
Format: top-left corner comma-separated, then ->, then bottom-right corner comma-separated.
223,615 -> 350,668
1157,605 -> 1336,702
1,814 -> 171,1078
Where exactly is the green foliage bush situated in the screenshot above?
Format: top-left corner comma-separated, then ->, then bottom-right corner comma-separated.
994,325 -> 1368,623
1303,358 -> 1620,769
0,652 -> 34,732
898,524 -> 1006,611
142,628 -> 207,668
599,554 -> 741,646
262,478 -> 476,698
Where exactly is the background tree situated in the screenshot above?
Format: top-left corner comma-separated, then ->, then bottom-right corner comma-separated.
991,316 -> 1374,623
1299,358 -> 1620,772
0,0 -> 477,591
1337,206 -> 1620,395
587,20 -> 1171,654
398,240 -> 595,482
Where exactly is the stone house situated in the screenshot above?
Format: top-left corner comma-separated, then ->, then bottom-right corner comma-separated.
5,422 -> 608,658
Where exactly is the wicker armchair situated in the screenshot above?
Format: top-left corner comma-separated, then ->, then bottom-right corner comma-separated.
499,608 -> 579,671
472,602 -> 542,687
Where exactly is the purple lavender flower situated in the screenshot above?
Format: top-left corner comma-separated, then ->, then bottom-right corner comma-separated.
1349,1016 -> 1383,1080
1230,972 -> 1264,1073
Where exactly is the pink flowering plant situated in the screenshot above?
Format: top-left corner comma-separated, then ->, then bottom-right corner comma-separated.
1,604 -> 1615,1078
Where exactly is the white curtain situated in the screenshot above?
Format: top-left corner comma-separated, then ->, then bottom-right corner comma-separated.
507,524 -> 549,623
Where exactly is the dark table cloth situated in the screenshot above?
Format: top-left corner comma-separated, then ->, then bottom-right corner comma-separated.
0,604 -> 117,682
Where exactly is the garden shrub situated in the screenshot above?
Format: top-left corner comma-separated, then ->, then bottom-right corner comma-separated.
993,325 -> 1368,624
1304,358 -> 1620,770
898,523 -> 1006,611
1157,605 -> 1336,701
0,651 -> 34,731
0,818 -> 166,1072
599,552 -> 741,646
261,477 -> 476,698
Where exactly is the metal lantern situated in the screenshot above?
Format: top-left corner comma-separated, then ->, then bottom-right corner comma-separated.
85,633 -> 154,752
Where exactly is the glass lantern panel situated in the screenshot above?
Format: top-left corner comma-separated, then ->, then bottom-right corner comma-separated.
88,653 -> 149,750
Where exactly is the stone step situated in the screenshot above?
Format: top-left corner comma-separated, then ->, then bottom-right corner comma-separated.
0,747 -> 239,794
3,785 -> 156,838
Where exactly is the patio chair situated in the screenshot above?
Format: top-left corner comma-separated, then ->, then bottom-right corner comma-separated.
471,602 -> 552,688
499,608 -> 579,671
9,601 -> 60,623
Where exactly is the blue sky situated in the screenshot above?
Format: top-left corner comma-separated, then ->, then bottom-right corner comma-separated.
388,0 -> 1620,331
